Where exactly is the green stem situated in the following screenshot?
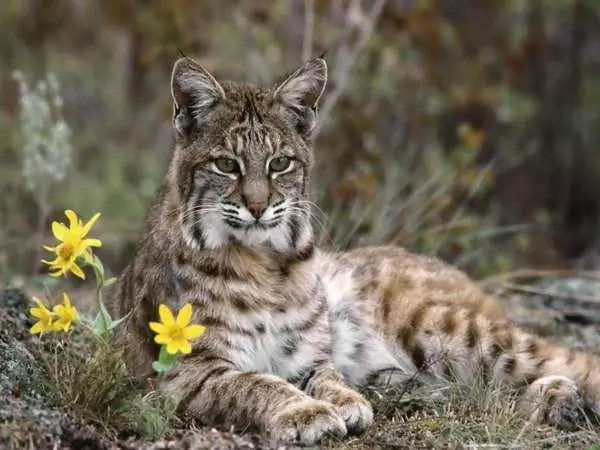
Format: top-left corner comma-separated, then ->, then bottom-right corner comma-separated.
78,319 -> 109,345
91,263 -> 109,334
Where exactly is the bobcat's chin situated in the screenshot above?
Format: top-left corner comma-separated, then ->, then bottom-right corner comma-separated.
180,213 -> 294,253
227,218 -> 293,252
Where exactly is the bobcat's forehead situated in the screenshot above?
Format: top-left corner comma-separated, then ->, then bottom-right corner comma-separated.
225,120 -> 277,154
187,89 -> 311,168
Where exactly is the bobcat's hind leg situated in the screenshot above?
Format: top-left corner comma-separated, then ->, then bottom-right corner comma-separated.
520,375 -> 584,430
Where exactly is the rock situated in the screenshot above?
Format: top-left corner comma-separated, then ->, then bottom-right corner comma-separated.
500,276 -> 600,353
0,289 -> 92,449
0,289 -> 49,402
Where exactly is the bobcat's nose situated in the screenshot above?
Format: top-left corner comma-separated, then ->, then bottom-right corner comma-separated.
241,179 -> 269,220
247,203 -> 267,219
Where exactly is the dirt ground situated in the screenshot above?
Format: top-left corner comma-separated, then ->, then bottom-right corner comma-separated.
2,277 -> 600,450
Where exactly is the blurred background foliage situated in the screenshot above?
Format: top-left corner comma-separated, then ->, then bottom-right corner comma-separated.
2,0 -> 600,290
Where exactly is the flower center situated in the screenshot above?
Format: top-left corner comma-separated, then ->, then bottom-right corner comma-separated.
58,242 -> 76,260
169,326 -> 185,341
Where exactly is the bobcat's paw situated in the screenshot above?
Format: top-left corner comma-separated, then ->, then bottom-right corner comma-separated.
329,387 -> 374,434
268,399 -> 347,446
522,375 -> 584,430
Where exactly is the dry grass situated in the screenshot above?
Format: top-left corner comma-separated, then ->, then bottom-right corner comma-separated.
324,378 -> 600,449
25,332 -> 600,449
26,334 -> 600,449
35,333 -> 141,436
34,325 -> 185,443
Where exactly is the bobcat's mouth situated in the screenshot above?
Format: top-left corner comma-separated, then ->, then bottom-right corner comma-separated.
224,217 -> 281,231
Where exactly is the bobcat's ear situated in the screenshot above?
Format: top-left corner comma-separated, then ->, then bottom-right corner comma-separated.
171,57 -> 225,135
272,57 -> 328,138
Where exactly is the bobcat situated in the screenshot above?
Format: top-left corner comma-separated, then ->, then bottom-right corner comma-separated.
109,55 -> 600,446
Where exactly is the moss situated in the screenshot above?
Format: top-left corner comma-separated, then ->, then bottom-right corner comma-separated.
0,338 -> 50,402
0,289 -> 51,403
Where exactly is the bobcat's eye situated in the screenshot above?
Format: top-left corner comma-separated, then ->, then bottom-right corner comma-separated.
213,158 -> 240,174
269,156 -> 293,173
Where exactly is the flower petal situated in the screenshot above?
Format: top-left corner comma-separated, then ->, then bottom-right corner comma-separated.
178,340 -> 192,354
154,334 -> 170,345
33,297 -> 47,309
149,322 -> 167,334
58,320 -> 71,332
70,263 -> 86,280
30,321 -> 45,334
176,303 -> 192,327
158,304 -> 175,326
43,245 -> 57,252
29,307 -> 43,319
42,256 -> 61,266
63,292 -> 72,308
64,210 -> 79,230
82,238 -> 102,248
81,213 -> 101,237
30,307 -> 51,320
51,222 -> 68,241
165,342 -> 179,355
183,324 -> 205,340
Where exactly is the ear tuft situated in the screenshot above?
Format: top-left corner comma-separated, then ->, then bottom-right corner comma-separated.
170,57 -> 225,135
272,57 -> 328,138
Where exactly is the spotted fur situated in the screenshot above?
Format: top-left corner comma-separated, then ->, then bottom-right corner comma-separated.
109,56 -> 600,446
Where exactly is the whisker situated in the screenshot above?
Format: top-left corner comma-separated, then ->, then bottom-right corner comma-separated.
181,203 -> 223,220
286,207 -> 326,235
188,213 -> 220,229
181,209 -> 221,222
287,199 -> 327,217
290,200 -> 327,227
179,198 -> 328,244
286,201 -> 329,234
184,209 -> 225,230
181,201 -> 221,212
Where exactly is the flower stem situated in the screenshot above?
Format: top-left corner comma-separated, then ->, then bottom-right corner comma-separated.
91,263 -> 109,334
78,320 -> 109,345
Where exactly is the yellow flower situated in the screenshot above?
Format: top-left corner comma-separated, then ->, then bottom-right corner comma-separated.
29,297 -> 56,334
149,303 -> 205,355
52,293 -> 79,332
42,209 -> 102,279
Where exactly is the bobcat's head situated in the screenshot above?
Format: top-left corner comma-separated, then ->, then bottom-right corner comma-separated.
169,56 -> 327,255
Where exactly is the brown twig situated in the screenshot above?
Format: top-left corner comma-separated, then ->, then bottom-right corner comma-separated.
316,0 -> 387,135
479,268 -> 600,288
302,0 -> 315,62
490,280 -> 600,307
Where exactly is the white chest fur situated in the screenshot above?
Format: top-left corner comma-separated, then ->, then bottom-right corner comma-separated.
225,308 -> 326,381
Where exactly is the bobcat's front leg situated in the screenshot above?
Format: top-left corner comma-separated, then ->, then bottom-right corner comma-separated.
298,361 -> 374,434
161,355 -> 347,446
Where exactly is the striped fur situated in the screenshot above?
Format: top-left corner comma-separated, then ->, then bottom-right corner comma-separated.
109,56 -> 600,446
